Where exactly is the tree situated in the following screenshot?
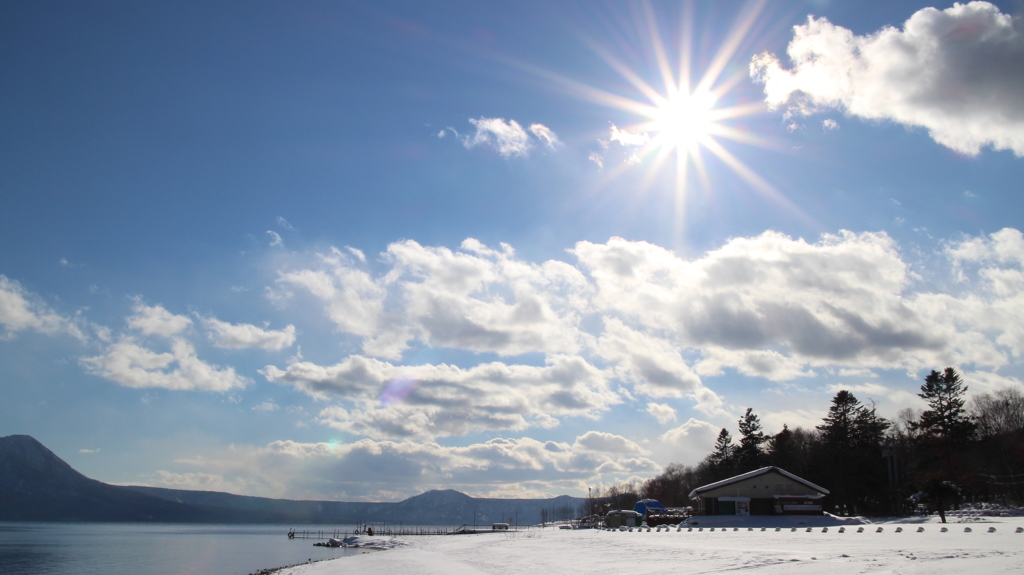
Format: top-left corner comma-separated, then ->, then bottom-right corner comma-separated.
769,425 -> 818,479
916,368 -> 976,444
816,390 -> 891,515
968,387 -> 1024,503
969,387 -> 1024,438
736,408 -> 767,470
818,390 -> 860,448
911,368 -> 979,513
708,428 -> 735,475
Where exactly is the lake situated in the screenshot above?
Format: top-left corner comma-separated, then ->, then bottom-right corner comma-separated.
0,522 -> 366,575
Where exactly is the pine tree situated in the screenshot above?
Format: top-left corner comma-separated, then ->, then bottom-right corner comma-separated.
817,390 -> 890,515
736,408 -> 767,470
916,368 -> 976,444
708,428 -> 735,472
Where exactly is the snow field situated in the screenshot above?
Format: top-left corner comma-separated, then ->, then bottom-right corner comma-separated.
281,518 -> 1024,575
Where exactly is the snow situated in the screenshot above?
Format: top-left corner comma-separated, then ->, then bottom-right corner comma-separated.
275,516 -> 1024,575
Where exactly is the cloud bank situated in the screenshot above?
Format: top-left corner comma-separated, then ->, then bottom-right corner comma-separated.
260,228 -> 1024,448
751,2 -> 1024,155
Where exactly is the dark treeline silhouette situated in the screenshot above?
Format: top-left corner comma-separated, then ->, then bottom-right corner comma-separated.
589,368 -> 1024,520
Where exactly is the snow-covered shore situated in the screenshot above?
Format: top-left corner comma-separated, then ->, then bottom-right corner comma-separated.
275,516 -> 1024,575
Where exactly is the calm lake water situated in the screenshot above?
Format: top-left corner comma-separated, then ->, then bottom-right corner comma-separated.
0,523 -> 367,575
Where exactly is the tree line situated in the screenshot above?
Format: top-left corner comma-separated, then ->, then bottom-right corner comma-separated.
587,368 -> 1024,520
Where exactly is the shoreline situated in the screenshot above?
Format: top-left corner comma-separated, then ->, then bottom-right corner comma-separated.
272,517 -> 1024,575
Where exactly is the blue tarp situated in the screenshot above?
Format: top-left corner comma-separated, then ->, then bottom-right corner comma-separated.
633,499 -> 666,516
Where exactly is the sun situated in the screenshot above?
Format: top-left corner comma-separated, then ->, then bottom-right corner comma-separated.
527,0 -> 804,243
647,89 -> 719,154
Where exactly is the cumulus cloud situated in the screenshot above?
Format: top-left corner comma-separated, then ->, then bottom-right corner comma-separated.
944,228 -> 1024,355
82,337 -> 250,392
202,317 -> 296,351
657,418 -> 721,464
265,229 -> 1024,442
573,431 -> 650,455
751,2 -> 1024,155
126,304 -> 192,337
460,118 -> 560,157
277,240 -> 589,360
83,302 -> 249,392
262,354 -> 618,439
0,275 -> 84,340
646,402 -> 677,425
572,231 -> 992,376
597,317 -> 707,400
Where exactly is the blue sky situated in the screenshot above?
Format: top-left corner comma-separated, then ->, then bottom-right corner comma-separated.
2,0 -> 1023,501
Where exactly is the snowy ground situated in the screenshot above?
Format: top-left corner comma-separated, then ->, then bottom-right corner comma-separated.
277,516 -> 1024,575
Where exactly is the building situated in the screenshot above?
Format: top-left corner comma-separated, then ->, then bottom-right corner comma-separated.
688,466 -> 829,516
604,509 -> 643,528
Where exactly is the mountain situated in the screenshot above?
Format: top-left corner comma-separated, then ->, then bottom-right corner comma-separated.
1,434 -> 585,525
125,485 -> 584,526
0,435 -> 227,522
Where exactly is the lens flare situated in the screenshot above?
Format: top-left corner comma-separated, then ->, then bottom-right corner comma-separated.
381,377 -> 418,406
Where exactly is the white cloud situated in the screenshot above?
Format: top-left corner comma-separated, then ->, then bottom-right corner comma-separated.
572,231 -> 999,377
346,246 -> 367,263
278,239 -> 589,360
83,302 -> 250,392
275,216 -> 294,231
573,431 -> 649,455
609,124 -> 649,147
0,275 -> 84,340
202,317 -> 296,351
262,354 -> 618,440
646,402 -> 677,425
267,230 -> 284,247
459,118 -> 562,157
588,152 -> 604,168
529,123 -> 561,149
597,317 -> 707,400
463,118 -> 531,157
252,401 -> 280,412
264,230 -> 1024,442
82,337 -> 250,392
822,118 -> 839,131
751,2 -> 1024,155
657,418 -> 721,465
126,304 -> 192,338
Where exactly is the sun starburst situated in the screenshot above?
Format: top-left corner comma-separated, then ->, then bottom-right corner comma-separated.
534,0 -> 805,243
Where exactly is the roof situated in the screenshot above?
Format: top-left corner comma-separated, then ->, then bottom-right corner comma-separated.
688,466 -> 829,500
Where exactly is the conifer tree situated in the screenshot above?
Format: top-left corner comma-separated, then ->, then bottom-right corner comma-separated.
817,390 -> 890,515
736,408 -> 767,470
708,428 -> 735,475
916,368 -> 976,444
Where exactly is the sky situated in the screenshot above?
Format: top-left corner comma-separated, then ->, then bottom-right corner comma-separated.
2,0 -> 1023,502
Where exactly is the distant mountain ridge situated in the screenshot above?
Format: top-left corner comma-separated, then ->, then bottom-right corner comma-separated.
0,434 -> 583,525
